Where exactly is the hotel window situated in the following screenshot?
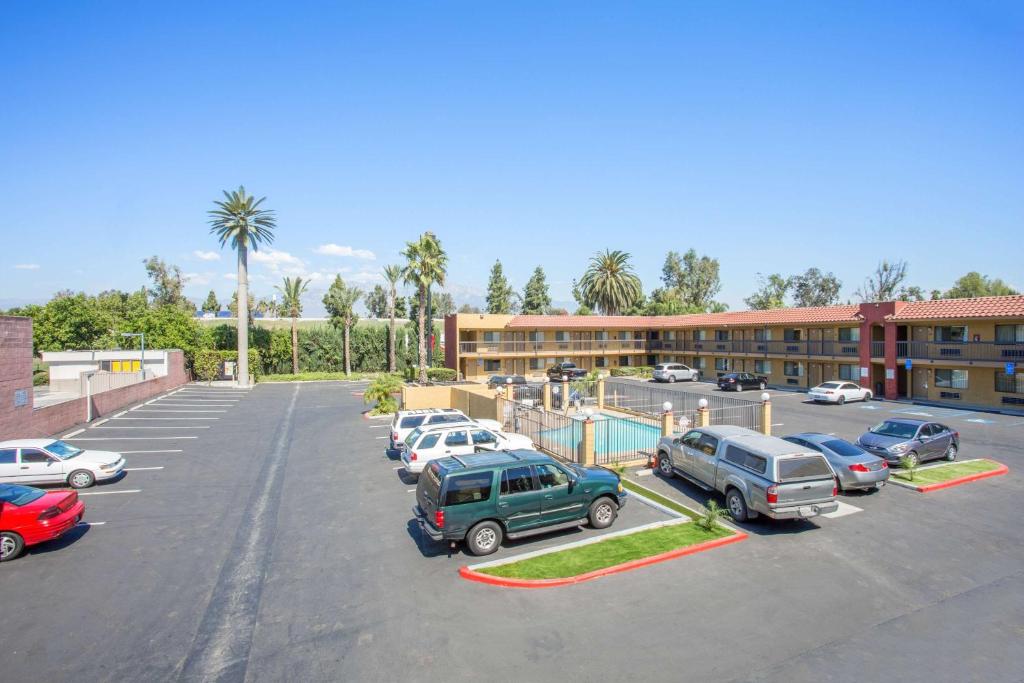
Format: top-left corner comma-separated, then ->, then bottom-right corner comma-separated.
664,331 -> 675,341
715,358 -> 729,372
838,327 -> 860,342
617,331 -> 629,341
528,358 -> 541,370
619,355 -> 630,367
995,372 -> 1024,394
753,328 -> 771,342
594,331 -> 608,341
554,331 -> 569,342
528,331 -> 544,342
934,326 -> 967,343
693,357 -> 706,370
838,364 -> 858,381
482,331 -> 501,343
692,329 -> 706,341
935,369 -> 968,389
784,361 -> 803,377
484,360 -> 501,372
754,360 -> 772,375
595,356 -> 606,368
995,325 -> 1024,343
783,329 -> 802,342
715,330 -> 729,341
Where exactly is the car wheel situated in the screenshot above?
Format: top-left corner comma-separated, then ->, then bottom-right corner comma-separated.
904,451 -> 920,468
0,531 -> 24,562
658,453 -> 674,478
725,489 -> 748,523
864,391 -> 873,401
945,444 -> 958,461
668,375 -> 676,383
759,382 -> 766,390
466,521 -> 503,556
837,395 -> 846,405
589,498 -> 617,529
68,469 -> 95,489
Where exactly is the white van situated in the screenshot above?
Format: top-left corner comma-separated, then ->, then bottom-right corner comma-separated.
400,424 -> 534,475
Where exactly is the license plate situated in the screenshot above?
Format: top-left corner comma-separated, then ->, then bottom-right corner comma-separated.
798,506 -> 817,518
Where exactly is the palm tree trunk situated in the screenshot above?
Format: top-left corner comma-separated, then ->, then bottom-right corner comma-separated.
344,321 -> 352,376
237,245 -> 250,387
291,315 -> 299,374
387,299 -> 396,373
417,287 -> 427,382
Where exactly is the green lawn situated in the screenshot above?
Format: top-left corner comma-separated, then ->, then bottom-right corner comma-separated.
478,523 -> 730,580
893,459 -> 1002,486
620,478 -> 700,521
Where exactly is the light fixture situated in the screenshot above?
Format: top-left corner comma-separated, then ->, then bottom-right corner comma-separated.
662,401 -> 672,413
583,407 -> 594,418
698,398 -> 708,409
761,392 -> 771,402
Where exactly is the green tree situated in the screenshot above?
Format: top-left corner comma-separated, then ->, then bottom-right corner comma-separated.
457,303 -> 481,314
383,264 -> 403,372
34,293 -> 109,351
942,272 -> 1019,299
578,249 -> 642,315
275,276 -> 309,374
434,291 -> 455,317
134,305 -> 208,364
365,285 -> 388,318
679,249 -> 723,312
744,273 -> 790,310
521,266 -> 552,315
788,268 -> 842,307
143,256 -> 191,310
486,260 -> 515,314
323,275 -> 363,376
229,291 -> 256,318
401,232 -> 448,382
202,290 -> 219,314
208,185 -> 277,387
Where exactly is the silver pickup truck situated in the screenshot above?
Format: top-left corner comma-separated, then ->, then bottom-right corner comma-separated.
657,425 -> 839,522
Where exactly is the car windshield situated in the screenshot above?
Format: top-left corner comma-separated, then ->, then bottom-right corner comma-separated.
870,421 -> 919,439
822,439 -> 867,457
654,365 -> 666,370
0,483 -> 45,506
45,440 -> 83,460
405,428 -> 424,446
818,382 -> 841,389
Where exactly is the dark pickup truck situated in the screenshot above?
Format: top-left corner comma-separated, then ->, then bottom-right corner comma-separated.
546,362 -> 588,380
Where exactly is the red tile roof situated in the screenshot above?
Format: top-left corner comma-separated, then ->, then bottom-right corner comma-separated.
506,304 -> 862,329
886,295 -> 1024,321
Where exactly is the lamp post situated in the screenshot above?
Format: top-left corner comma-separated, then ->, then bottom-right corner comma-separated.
121,332 -> 146,381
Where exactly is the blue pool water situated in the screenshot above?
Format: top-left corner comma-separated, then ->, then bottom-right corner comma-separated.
539,415 -> 662,456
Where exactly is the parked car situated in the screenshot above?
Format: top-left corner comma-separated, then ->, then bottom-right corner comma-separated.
0,484 -> 85,561
401,423 -> 534,475
807,381 -> 872,404
653,363 -> 699,383
413,450 -> 626,555
717,372 -> 768,392
389,409 -> 501,450
0,440 -> 125,489
855,419 -> 959,467
546,362 -> 588,380
656,425 -> 838,522
782,433 -> 889,491
486,374 -> 527,388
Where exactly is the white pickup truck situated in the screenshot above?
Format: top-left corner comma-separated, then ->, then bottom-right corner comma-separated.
657,425 -> 839,522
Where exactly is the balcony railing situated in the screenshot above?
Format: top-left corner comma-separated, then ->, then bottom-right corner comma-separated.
897,341 -> 1024,363
458,339 -> 646,355
871,341 -> 885,358
458,338 -> 860,357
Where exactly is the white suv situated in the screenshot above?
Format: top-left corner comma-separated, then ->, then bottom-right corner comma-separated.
389,408 -> 501,449
400,424 -> 534,475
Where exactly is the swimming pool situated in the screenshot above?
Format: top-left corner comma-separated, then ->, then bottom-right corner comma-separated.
538,413 -> 662,463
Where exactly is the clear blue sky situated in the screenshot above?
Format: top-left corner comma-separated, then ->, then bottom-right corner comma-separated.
2,1 -> 1021,315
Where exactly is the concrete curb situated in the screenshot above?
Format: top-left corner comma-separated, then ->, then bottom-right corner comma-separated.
890,460 -> 1008,493
458,531 -> 748,589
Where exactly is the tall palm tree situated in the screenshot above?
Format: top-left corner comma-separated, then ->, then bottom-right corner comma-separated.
323,275 -> 363,376
208,186 -> 276,387
401,232 -> 448,382
579,249 -> 643,315
275,276 -> 309,374
383,264 -> 403,373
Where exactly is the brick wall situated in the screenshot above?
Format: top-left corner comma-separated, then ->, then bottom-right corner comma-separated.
0,316 -> 35,440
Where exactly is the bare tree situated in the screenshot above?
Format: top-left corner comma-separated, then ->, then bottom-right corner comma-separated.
856,260 -> 908,302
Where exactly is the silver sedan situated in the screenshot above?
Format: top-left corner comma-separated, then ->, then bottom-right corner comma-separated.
782,433 -> 889,491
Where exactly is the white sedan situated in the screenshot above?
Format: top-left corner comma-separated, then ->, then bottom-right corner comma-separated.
0,439 -> 125,489
807,382 -> 873,405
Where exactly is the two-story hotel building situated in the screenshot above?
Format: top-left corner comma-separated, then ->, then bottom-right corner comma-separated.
443,295 -> 1024,412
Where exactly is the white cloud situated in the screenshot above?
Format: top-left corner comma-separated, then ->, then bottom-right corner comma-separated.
347,270 -> 384,285
184,272 -> 213,286
251,248 -> 304,268
14,264 -> 40,270
223,273 -> 238,281
314,243 -> 376,260
193,250 -> 221,261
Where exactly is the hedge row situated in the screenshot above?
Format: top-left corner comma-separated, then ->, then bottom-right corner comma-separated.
609,366 -> 655,378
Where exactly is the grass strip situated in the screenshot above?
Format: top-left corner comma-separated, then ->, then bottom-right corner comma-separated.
478,523 -> 730,580
893,459 -> 1002,486
257,372 -> 388,383
621,478 -> 700,521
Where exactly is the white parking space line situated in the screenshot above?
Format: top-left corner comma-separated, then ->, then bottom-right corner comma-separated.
822,501 -> 863,519
124,467 -> 164,471
771,423 -> 785,427
368,425 -> 389,429
406,489 -> 416,493
392,466 -> 403,470
120,450 -> 183,454
93,426 -> 210,429
133,410 -> 227,413
375,436 -> 387,439
112,410 -> 127,418
114,417 -> 220,420
149,403 -> 235,407
77,521 -> 107,526
79,489 -> 142,496
67,436 -> 198,440
92,418 -> 109,426
63,428 -> 85,438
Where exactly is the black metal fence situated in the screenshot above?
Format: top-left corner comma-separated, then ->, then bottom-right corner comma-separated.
509,403 -> 582,464
603,379 -> 762,432
592,413 -> 663,465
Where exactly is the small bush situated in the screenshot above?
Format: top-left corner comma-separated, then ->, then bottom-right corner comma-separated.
33,370 -> 49,386
696,499 -> 729,532
194,349 -> 221,383
899,454 -> 918,481
610,366 -> 654,378
364,374 -> 404,414
426,367 -> 457,382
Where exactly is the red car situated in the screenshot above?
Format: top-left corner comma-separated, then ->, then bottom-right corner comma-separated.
0,484 -> 85,562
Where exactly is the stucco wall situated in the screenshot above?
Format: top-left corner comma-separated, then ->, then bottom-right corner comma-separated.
0,317 -> 34,441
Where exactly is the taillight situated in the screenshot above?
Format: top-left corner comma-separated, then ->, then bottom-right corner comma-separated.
880,461 -> 888,469
37,507 -> 61,521
410,452 -> 418,461
832,479 -> 838,497
434,509 -> 445,529
392,432 -> 399,442
848,463 -> 870,472
766,485 -> 778,504
952,431 -> 959,439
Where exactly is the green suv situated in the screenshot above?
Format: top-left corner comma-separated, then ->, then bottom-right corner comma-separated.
413,449 -> 627,556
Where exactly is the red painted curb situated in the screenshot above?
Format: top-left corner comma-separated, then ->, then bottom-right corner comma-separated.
908,462 -> 1009,493
459,531 -> 748,589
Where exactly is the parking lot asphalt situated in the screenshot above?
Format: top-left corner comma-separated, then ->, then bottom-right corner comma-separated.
2,380 -> 1022,682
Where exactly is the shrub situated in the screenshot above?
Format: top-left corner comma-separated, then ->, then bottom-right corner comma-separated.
696,499 -> 729,532
194,350 -> 221,383
364,374 -> 404,415
610,366 -> 654,378
899,454 -> 918,481
426,367 -> 457,382
33,370 -> 49,386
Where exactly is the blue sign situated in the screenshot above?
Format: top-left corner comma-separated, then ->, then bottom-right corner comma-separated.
905,358 -> 912,370
1007,362 -> 1016,376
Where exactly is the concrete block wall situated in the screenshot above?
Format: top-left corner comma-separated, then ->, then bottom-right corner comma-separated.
0,316 -> 34,441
